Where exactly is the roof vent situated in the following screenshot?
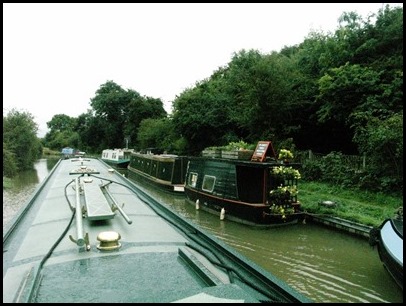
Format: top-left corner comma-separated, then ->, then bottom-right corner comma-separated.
97,231 -> 121,251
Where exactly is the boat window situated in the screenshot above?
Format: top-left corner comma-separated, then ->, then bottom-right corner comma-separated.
202,175 -> 216,193
188,172 -> 198,187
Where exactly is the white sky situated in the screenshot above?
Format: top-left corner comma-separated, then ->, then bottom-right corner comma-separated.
3,3 -> 402,137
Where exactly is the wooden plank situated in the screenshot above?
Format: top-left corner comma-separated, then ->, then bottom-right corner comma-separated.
82,182 -> 115,221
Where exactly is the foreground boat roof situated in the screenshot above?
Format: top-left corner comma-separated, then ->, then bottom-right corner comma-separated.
3,158 -> 311,303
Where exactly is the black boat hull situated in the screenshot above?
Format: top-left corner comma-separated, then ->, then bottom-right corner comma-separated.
185,187 -> 300,227
374,218 -> 403,290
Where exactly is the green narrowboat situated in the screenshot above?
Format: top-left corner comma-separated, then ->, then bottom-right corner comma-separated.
184,141 -> 302,227
127,152 -> 189,193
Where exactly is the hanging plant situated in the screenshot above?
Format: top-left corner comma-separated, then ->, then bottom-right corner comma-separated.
269,186 -> 291,205
272,166 -> 301,180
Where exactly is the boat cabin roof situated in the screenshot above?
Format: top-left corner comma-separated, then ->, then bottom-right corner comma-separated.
3,158 -> 309,303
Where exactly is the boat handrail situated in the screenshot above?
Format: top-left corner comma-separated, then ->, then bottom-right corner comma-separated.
100,181 -> 133,224
68,177 -> 90,249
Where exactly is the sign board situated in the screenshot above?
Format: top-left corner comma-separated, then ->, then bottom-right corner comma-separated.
251,141 -> 277,162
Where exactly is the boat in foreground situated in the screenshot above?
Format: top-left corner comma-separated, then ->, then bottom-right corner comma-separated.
127,152 -> 189,193
101,148 -> 134,168
369,211 -> 403,290
3,158 -> 310,303
184,141 -> 303,227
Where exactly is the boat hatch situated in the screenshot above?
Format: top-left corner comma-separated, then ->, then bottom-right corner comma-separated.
97,231 -> 122,251
83,181 -> 115,221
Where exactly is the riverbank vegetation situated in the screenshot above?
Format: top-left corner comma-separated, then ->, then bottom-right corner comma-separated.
297,150 -> 402,226
42,147 -> 61,156
299,181 -> 401,227
3,109 -> 42,177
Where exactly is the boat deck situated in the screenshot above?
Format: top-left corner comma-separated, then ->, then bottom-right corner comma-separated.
3,158 -> 310,303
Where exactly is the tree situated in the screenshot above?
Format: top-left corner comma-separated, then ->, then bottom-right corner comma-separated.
172,75 -> 232,155
352,111 -> 403,192
224,50 -> 300,142
3,145 -> 18,177
90,80 -> 131,148
44,114 -> 79,150
47,114 -> 77,132
3,108 -> 42,175
316,63 -> 381,125
90,81 -> 167,150
124,91 -> 167,149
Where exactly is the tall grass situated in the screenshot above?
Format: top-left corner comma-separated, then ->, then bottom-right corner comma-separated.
299,180 -> 402,227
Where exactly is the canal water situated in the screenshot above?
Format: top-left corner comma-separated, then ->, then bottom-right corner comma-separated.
3,159 -> 403,303
3,158 -> 59,229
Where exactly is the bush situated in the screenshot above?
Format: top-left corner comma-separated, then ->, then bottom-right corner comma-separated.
301,151 -> 369,190
301,159 -> 323,181
3,148 -> 18,177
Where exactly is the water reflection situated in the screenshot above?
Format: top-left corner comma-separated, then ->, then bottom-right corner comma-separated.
3,157 -> 59,228
46,157 -> 60,171
128,175 -> 403,303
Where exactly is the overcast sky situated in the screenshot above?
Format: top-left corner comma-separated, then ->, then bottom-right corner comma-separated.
3,3 -> 402,137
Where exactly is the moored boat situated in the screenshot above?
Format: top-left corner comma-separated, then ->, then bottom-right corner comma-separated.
184,141 -> 303,227
61,147 -> 84,159
3,157 -> 311,303
369,210 -> 403,290
101,148 -> 134,168
127,152 -> 189,193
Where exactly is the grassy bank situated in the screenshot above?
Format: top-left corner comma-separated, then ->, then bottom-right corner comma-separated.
3,177 -> 13,189
298,180 -> 402,227
42,147 -> 61,156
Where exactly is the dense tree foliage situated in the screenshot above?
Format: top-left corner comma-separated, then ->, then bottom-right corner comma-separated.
35,5 -> 402,193
353,112 -> 403,192
3,108 -> 42,176
137,117 -> 187,154
43,81 -> 168,153
171,5 -> 402,192
44,114 -> 80,150
124,92 -> 167,149
90,81 -> 133,149
172,74 -> 233,155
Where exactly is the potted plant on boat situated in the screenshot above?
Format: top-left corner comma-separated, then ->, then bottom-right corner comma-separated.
221,141 -> 255,160
278,149 -> 294,164
202,146 -> 222,158
269,186 -> 296,221
269,166 -> 301,220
